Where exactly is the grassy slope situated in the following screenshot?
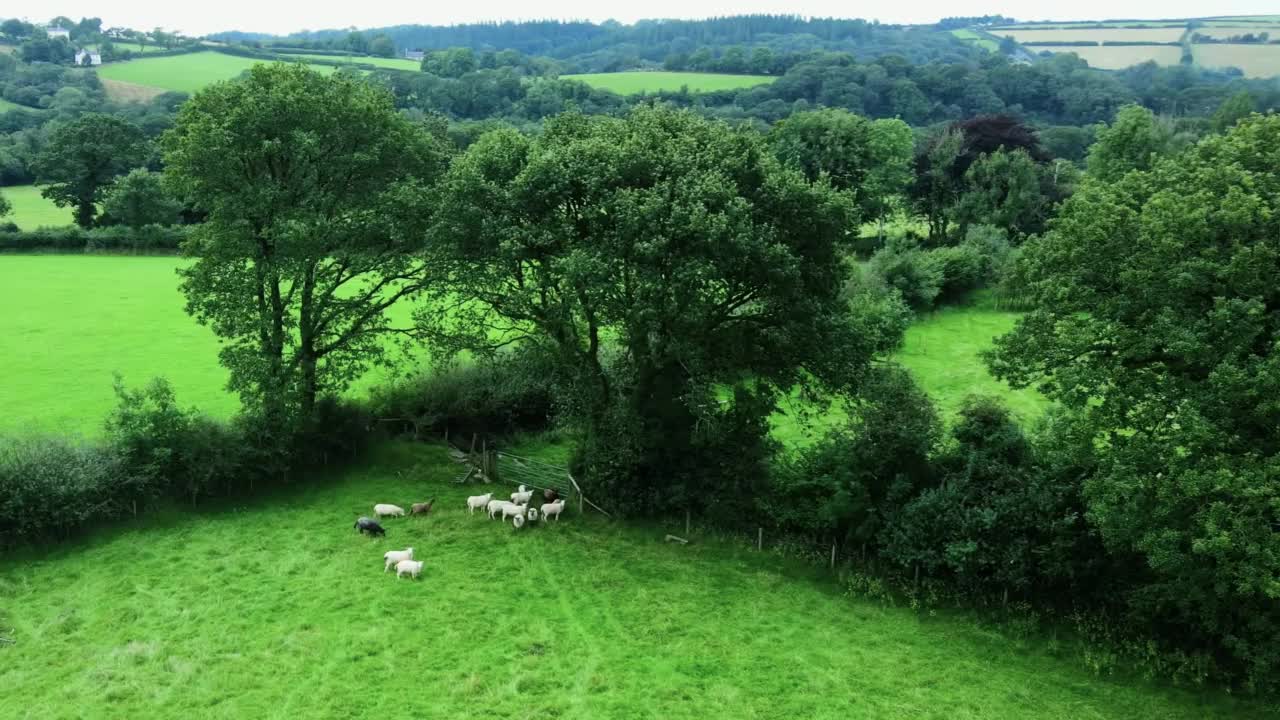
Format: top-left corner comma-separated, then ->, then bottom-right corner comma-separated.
1032,45 -> 1185,69
0,97 -> 23,112
562,71 -> 775,94
949,29 -> 999,52
0,185 -> 75,229
96,52 -> 337,94
0,441 -> 1266,720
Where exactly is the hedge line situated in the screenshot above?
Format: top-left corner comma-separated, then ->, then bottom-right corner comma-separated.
0,225 -> 187,253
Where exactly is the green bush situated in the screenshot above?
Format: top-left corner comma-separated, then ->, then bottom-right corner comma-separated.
866,238 -> 942,311
0,436 -> 125,546
369,351 -> 559,440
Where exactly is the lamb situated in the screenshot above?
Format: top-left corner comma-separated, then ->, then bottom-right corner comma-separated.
374,503 -> 406,518
354,517 -> 386,537
510,488 -> 534,505
526,507 -> 540,523
542,499 -> 566,521
411,498 -> 435,516
487,499 -> 513,519
501,502 -> 526,524
384,547 -> 414,572
512,514 -> 526,530
466,493 -> 493,514
396,559 -> 424,580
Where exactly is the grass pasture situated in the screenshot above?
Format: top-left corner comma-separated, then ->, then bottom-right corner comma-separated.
1030,44 -> 1185,69
562,71 -> 775,94
0,440 -> 1269,720
91,42 -> 167,55
285,52 -> 422,70
96,51 -> 337,95
0,256 -> 1040,438
0,97 -> 24,112
1193,43 -> 1280,77
996,27 -> 1187,43
0,185 -> 74,229
950,29 -> 999,52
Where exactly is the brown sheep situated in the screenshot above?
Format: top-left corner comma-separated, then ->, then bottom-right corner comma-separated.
411,498 -> 435,516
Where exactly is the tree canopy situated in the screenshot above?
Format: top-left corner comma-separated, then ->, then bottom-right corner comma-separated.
163,63 -> 448,426
34,113 -> 148,228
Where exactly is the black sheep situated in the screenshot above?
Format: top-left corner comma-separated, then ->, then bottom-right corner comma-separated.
354,516 -> 386,537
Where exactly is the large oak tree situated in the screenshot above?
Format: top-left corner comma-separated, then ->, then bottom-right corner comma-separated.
425,107 -> 876,513
163,63 -> 447,425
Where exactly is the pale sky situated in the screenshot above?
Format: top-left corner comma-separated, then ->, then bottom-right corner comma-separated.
6,1 -> 1277,37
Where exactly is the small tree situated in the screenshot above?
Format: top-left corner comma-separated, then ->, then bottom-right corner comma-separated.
1086,104 -> 1170,182
954,149 -> 1047,241
34,113 -> 148,228
102,169 -> 180,228
0,189 -> 11,220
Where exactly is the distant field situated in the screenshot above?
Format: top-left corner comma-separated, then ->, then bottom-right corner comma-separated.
1,185 -> 74,229
950,29 -> 999,51
100,78 -> 169,103
97,51 -> 337,94
563,71 -> 775,94
1192,26 -> 1280,39
1030,44 -> 1185,68
992,22 -> 1185,30
997,27 -> 1186,43
0,98 -> 23,112
286,53 -> 421,70
1193,43 -> 1280,77
91,41 -> 167,55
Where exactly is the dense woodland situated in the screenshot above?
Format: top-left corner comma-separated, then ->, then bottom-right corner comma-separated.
2,13 -> 1280,699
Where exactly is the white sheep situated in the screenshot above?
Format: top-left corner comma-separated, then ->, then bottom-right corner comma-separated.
501,502 -> 526,524
512,514 -> 526,530
526,507 -> 540,523
510,488 -> 534,505
374,503 -> 406,518
487,499 -> 513,519
383,547 -> 414,572
542,499 -> 566,521
466,493 -> 493,514
396,559 -> 424,580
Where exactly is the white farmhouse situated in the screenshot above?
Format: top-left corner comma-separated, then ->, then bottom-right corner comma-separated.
75,49 -> 102,66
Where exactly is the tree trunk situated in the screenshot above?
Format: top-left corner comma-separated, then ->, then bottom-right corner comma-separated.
75,198 -> 95,229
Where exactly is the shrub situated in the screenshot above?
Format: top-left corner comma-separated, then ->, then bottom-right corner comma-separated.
0,225 -> 188,253
0,436 -> 125,547
866,237 -> 942,312
368,350 -> 559,440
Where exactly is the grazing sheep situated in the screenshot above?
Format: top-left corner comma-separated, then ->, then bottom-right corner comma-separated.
542,499 -> 566,521
354,517 -> 386,537
466,493 -> 493,514
487,499 -> 513,519
411,498 -> 435,516
512,514 -> 526,530
396,559 -> 424,580
501,502 -> 526,524
374,503 -> 406,518
526,507 -> 540,523
511,488 -> 534,505
384,547 -> 414,572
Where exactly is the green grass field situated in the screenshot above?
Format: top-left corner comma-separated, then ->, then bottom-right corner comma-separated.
1193,43 -> 1280,77
285,52 -> 422,70
1,185 -> 75,229
997,27 -> 1186,43
562,71 -> 775,94
0,256 -> 1043,441
1029,44 -> 1185,69
0,440 -> 1267,719
90,42 -> 168,55
97,52 -> 337,95
950,29 -> 999,52
0,98 -> 24,112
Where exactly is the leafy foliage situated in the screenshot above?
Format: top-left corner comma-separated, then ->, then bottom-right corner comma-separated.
33,113 -> 148,228
988,114 -> 1280,690
163,63 -> 447,426
101,169 -> 181,228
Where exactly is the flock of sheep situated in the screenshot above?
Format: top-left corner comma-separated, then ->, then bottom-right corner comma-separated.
352,485 -> 568,580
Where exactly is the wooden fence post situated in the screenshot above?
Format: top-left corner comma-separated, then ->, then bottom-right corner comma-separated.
685,509 -> 691,536
757,527 -> 763,552
830,541 -> 837,570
